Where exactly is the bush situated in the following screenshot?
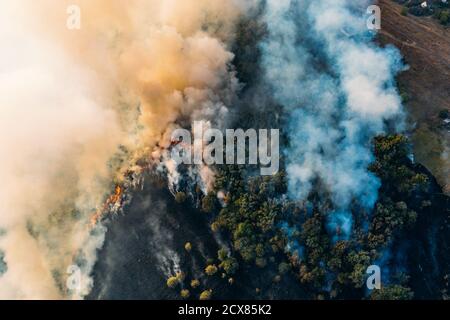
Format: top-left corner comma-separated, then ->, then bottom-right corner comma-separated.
190,279 -> 200,288
175,192 -> 187,203
166,276 -> 179,288
199,290 -> 213,300
371,285 -> 414,300
278,262 -> 291,275
202,192 -> 218,213
220,257 -> 239,275
218,248 -> 228,261
205,265 -> 218,276
401,7 -> 409,16
255,258 -> 267,268
176,272 -> 186,282
439,10 -> 449,25
180,289 -> 190,299
211,222 -> 220,232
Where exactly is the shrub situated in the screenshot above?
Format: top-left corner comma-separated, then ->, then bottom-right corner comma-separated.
218,248 -> 228,261
166,276 -> 179,288
180,289 -> 190,299
401,7 -> 408,16
190,279 -> 200,288
199,290 -> 213,300
220,257 -> 239,275
205,264 -> 218,276
371,285 -> 414,300
439,10 -> 449,25
175,192 -> 187,203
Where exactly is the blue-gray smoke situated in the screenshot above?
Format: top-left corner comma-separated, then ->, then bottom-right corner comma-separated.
261,0 -> 404,240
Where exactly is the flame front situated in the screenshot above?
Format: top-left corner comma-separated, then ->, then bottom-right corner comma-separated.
90,185 -> 123,228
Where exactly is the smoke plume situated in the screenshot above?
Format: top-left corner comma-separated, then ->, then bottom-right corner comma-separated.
0,0 -> 245,299
260,0 -> 405,240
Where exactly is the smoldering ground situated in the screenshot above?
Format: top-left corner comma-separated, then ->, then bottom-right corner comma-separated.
88,173 -> 307,299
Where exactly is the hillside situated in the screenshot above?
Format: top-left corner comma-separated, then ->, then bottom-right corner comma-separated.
378,0 -> 450,194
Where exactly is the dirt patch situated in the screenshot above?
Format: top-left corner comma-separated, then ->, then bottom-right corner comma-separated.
378,0 -> 450,193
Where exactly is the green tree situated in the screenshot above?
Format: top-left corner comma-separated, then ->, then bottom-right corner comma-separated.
218,248 -> 228,261
202,192 -> 218,213
371,285 -> 414,300
278,262 -> 291,275
220,257 -> 239,275
347,251 -> 371,288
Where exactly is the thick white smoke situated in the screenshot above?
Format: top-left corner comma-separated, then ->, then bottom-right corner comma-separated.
261,0 -> 405,239
0,0 -> 247,299
0,3 -> 122,299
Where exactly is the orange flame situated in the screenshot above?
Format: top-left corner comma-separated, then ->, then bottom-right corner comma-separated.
90,185 -> 123,228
